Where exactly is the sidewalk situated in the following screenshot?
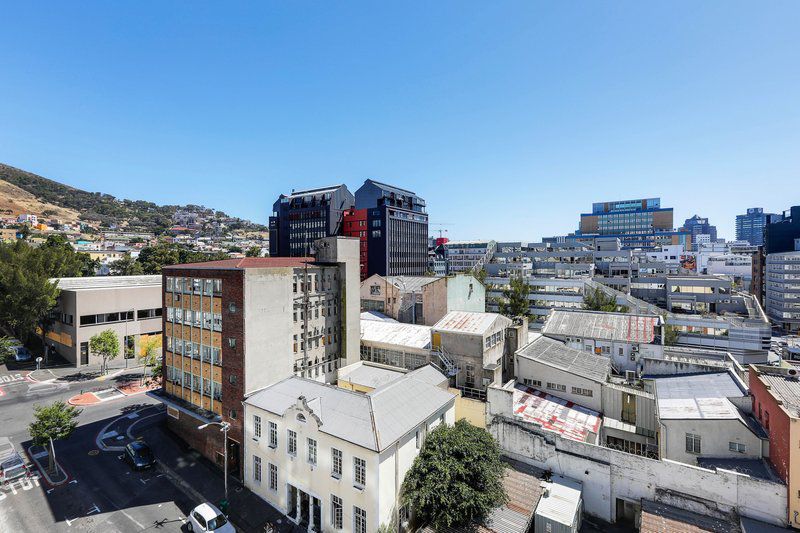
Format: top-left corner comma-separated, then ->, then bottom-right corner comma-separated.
68,379 -> 159,406
137,424 -> 302,533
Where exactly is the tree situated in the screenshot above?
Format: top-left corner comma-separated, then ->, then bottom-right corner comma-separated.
110,253 -> 144,276
89,329 -> 120,374
474,267 -> 488,284
664,325 -> 680,346
0,337 -> 14,365
583,287 -> 620,312
403,420 -> 507,530
245,246 -> 262,257
139,335 -> 162,385
136,243 -> 181,274
29,401 -> 81,474
496,275 -> 530,318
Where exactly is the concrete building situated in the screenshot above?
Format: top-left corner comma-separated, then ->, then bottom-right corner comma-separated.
46,275 -> 163,367
359,319 -> 432,371
766,206 -> 800,255
360,273 -> 485,326
682,215 -> 718,244
242,366 -> 456,532
515,335 -> 610,412
648,372 -> 768,467
355,180 -> 428,277
159,236 -> 360,479
268,185 -> 355,257
737,208 -> 781,247
540,309 -> 664,373
431,311 -> 513,398
443,240 -> 496,274
766,251 -> 800,333
749,365 -> 800,528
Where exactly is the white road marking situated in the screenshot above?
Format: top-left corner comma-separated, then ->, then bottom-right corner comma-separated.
120,509 -> 146,530
86,503 -> 100,515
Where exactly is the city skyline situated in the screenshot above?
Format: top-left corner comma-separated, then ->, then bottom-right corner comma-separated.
2,2 -> 799,241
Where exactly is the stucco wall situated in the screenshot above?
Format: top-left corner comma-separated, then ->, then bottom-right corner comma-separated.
659,418 -> 764,465
514,355 -> 603,412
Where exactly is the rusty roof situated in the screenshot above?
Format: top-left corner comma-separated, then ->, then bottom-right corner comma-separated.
543,309 -> 660,344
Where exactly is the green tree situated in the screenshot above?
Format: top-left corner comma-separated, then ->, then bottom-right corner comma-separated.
29,401 -> 81,474
0,337 -> 14,365
135,243 -> 181,274
89,329 -> 120,374
403,420 -> 507,530
110,253 -> 144,276
474,267 -> 488,284
583,287 -> 620,312
245,246 -> 262,257
139,335 -> 162,385
664,325 -> 680,346
496,275 -> 530,318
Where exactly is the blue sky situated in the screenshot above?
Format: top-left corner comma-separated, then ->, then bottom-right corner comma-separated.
1,2 -> 798,241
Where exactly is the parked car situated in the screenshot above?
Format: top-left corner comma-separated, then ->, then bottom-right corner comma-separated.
0,437 -> 30,487
123,440 -> 156,470
187,503 -> 234,532
12,346 -> 33,362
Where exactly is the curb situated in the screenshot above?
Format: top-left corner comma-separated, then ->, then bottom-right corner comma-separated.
27,445 -> 70,486
95,405 -> 164,452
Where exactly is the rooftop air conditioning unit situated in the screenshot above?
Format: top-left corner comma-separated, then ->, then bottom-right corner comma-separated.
625,370 -> 637,383
631,345 -> 639,352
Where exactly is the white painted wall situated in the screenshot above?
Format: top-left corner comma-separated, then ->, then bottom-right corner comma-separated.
514,355 -> 602,412
660,418 -> 764,465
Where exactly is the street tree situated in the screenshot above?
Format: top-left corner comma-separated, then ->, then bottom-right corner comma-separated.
29,401 -> 81,474
496,275 -> 530,318
89,329 -> 120,374
110,253 -> 144,276
245,246 -> 262,257
403,420 -> 507,530
0,337 -> 14,365
139,335 -> 162,385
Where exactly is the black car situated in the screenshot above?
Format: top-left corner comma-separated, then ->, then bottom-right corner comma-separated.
124,440 -> 156,470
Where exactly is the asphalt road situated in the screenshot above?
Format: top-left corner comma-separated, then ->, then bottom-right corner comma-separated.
0,368 -> 194,532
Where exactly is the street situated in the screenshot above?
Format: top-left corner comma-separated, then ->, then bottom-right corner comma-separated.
0,363 -> 298,533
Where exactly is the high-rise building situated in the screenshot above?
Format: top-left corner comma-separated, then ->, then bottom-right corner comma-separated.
159,237 -> 360,478
765,250 -> 800,334
355,179 -> 429,277
269,185 -> 355,257
765,206 -> 800,255
682,215 -> 717,243
736,207 -> 781,247
576,198 -> 690,250
342,207 -> 368,280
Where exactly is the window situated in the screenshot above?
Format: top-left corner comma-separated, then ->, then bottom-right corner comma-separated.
332,448 -> 342,478
416,430 -> 421,449
729,442 -> 746,453
253,455 -> 262,483
331,495 -> 343,529
269,463 -> 278,491
253,415 -> 262,438
571,387 -> 593,397
354,506 -> 367,533
307,438 -> 317,465
685,433 -> 701,454
354,457 -> 366,488
288,430 -> 297,456
546,382 -> 566,392
269,422 -> 278,448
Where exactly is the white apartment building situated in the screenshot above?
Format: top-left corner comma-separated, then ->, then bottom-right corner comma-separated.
243,366 -> 456,532
766,251 -> 800,334
443,240 -> 495,273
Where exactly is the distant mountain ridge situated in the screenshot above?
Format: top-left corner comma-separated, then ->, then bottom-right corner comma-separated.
0,162 -> 266,233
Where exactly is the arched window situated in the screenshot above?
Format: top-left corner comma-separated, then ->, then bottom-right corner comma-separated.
297,413 -> 307,423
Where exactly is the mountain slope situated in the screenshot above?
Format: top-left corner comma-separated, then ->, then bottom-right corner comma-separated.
0,162 -> 266,232
0,177 -> 81,223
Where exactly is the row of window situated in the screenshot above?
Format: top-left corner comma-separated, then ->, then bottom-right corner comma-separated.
165,277 -> 222,295
520,379 -> 594,398
165,337 -> 222,364
165,366 -> 222,400
254,416 -> 367,488
80,311 -> 134,326
166,308 -> 222,331
484,331 -> 503,350
292,272 -> 338,294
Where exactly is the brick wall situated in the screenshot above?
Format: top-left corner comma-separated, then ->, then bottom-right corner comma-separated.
749,367 -> 791,482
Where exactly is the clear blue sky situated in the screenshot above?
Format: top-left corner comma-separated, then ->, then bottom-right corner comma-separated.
1,2 -> 798,241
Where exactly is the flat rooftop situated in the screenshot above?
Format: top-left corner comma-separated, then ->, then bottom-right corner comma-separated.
640,500 -> 740,533
337,362 -> 407,390
651,372 -> 749,421
697,457 -> 780,482
54,275 -> 161,290
512,383 -> 601,443
164,257 -> 314,270
432,311 -> 510,336
543,309 -> 660,344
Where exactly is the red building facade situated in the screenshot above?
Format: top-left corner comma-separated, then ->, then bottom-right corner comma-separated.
343,208 -> 368,280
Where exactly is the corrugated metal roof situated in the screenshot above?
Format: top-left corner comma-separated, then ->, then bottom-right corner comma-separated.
337,362 -> 406,390
245,368 -> 454,452
360,311 -> 397,323
385,275 -> 441,292
535,476 -> 582,527
164,257 -> 313,270
640,500 -> 740,533
652,372 -> 748,420
432,311 -> 511,335
513,384 -> 601,442
517,336 -> 610,383
543,309 -> 660,344
759,373 -> 800,417
54,275 -> 161,290
360,320 -> 431,350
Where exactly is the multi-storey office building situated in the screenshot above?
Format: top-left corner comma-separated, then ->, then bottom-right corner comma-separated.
765,206 -> 800,255
575,198 -> 691,251
736,208 -> 781,247
159,237 -> 360,478
342,208 -> 368,280
46,275 -> 163,368
354,179 -> 428,277
765,251 -> 800,333
681,214 -> 718,243
443,240 -> 496,274
269,185 -> 355,257
242,367 -> 456,532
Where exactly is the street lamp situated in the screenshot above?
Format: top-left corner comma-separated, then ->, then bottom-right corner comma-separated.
198,421 -> 231,502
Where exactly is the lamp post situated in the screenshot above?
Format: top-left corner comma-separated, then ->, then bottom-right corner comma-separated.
198,421 -> 231,502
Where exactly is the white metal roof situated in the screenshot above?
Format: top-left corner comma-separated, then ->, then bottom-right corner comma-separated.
535,476 -> 583,526
517,336 -> 610,384
53,275 -> 162,290
543,309 -> 660,344
432,311 -> 511,336
360,320 -> 431,350
360,311 -> 397,323
245,367 -> 454,452
337,362 -> 406,390
384,275 -> 440,292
